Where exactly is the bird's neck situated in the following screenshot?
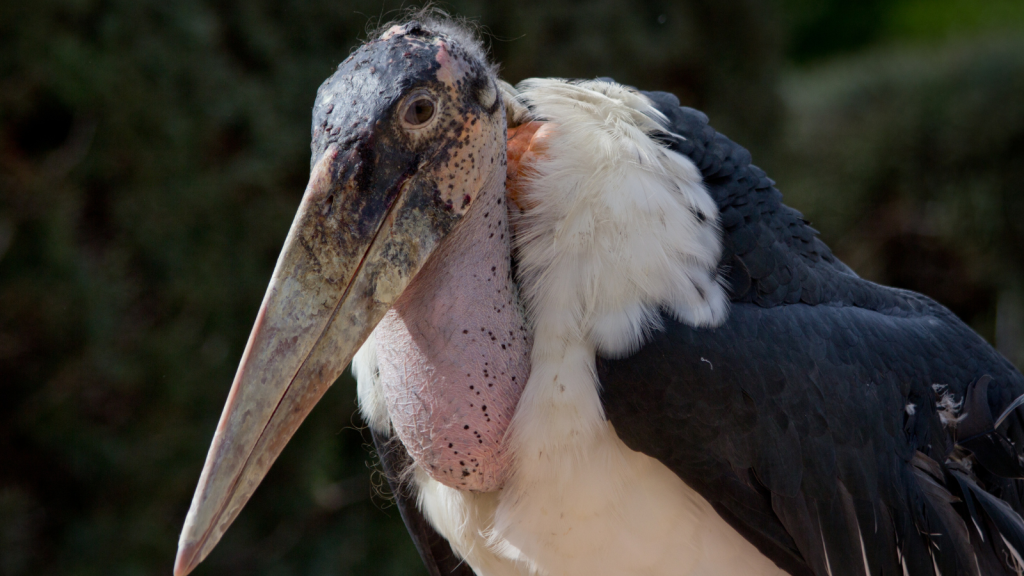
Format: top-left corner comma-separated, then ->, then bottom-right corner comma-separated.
374,164 -> 531,491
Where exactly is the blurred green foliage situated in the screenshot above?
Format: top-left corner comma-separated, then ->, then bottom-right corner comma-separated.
782,0 -> 1024,60
1,1 -> 1022,575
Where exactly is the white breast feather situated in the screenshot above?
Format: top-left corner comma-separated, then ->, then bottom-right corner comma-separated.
356,79 -> 788,576
353,330 -> 389,434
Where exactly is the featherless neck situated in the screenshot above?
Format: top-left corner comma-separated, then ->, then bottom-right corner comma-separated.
374,163 -> 531,491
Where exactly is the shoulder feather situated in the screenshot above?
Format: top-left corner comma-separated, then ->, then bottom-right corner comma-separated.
512,78 -> 729,358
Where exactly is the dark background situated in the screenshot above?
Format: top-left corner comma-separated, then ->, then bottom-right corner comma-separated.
2,1 -> 1023,574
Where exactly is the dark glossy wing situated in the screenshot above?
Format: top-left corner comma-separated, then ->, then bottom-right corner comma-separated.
595,90 -> 1024,576
370,427 -> 476,576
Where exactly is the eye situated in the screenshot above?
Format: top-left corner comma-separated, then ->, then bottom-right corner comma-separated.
402,95 -> 436,128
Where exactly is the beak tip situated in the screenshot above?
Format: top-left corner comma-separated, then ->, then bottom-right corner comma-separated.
173,540 -> 200,576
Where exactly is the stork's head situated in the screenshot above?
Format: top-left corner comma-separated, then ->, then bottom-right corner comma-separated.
174,21 -> 505,576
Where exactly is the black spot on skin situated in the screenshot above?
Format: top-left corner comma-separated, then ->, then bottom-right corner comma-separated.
482,405 -> 487,411
449,443 -> 453,448
464,425 -> 470,430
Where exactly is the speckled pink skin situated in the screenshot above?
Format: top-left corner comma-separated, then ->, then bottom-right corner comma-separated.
376,172 -> 531,492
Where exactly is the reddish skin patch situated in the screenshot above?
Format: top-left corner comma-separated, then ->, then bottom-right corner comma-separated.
505,121 -> 552,211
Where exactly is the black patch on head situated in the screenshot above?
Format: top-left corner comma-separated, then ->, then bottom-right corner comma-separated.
309,22 -> 500,225
311,33 -> 444,169
403,21 -> 430,38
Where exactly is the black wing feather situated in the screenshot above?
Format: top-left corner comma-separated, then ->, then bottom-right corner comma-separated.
596,89 -> 1024,576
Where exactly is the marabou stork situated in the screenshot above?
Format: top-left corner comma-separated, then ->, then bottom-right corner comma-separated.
174,18 -> 1024,576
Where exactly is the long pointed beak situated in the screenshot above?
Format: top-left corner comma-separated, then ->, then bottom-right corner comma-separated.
173,144 -> 458,576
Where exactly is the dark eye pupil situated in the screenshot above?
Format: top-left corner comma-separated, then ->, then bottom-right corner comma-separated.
405,98 -> 434,125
